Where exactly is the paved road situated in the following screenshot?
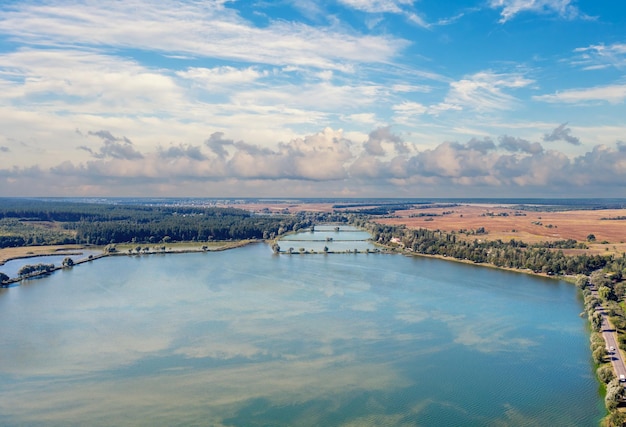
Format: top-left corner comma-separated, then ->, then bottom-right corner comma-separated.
591,287 -> 626,384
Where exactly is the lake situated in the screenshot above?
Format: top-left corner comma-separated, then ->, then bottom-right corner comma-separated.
0,229 -> 604,426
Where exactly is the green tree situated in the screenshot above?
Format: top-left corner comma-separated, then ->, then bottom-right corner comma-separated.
593,346 -> 608,364
62,257 -> 74,267
575,274 -> 589,289
0,272 -> 9,284
591,311 -> 603,332
599,286 -> 612,301
605,378 -> 625,411
587,234 -> 596,242
597,364 -> 615,384
591,270 -> 612,288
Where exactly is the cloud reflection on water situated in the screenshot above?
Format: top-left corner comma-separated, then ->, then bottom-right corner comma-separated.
0,242 -> 601,426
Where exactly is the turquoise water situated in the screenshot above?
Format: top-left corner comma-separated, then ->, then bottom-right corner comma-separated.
0,240 -> 604,425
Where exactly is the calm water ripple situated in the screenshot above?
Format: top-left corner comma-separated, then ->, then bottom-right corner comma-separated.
0,233 -> 605,426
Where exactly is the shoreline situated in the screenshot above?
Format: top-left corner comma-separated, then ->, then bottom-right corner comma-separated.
0,240 -> 258,287
0,241 -> 257,265
2,239 -> 568,286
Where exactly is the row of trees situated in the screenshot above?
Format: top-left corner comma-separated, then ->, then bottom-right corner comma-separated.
579,272 -> 626,426
366,223 -> 617,276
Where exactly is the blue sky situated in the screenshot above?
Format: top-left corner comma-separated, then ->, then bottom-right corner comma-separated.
0,0 -> 625,197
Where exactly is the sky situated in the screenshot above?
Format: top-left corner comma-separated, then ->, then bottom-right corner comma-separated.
1,0 -> 625,198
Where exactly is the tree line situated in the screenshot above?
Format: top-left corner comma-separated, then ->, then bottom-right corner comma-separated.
0,199 -> 355,247
366,223 -> 623,276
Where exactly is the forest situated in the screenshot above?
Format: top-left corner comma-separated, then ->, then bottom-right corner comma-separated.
0,198 -> 335,246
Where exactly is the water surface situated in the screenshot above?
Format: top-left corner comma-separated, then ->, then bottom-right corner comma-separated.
0,240 -> 603,426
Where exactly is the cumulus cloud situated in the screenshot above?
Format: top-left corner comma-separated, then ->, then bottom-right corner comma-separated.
499,135 -> 544,154
2,127 -> 626,197
363,126 -> 408,156
542,123 -> 581,145
159,144 -> 206,161
162,128 -> 354,182
205,132 -> 235,159
411,139 -> 498,181
82,131 -> 144,160
466,137 -> 497,153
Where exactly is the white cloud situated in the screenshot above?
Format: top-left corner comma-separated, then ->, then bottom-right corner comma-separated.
392,101 -> 427,117
232,81 -> 384,111
343,113 -> 379,125
391,84 -> 431,93
426,102 -> 463,116
405,12 -> 430,29
338,0 -> 414,14
444,71 -> 533,112
3,126 -> 626,197
0,0 -> 623,197
0,1 -> 406,71
534,83 -> 626,105
489,0 -> 583,23
572,43 -> 626,70
0,48 -> 183,115
177,66 -> 267,89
